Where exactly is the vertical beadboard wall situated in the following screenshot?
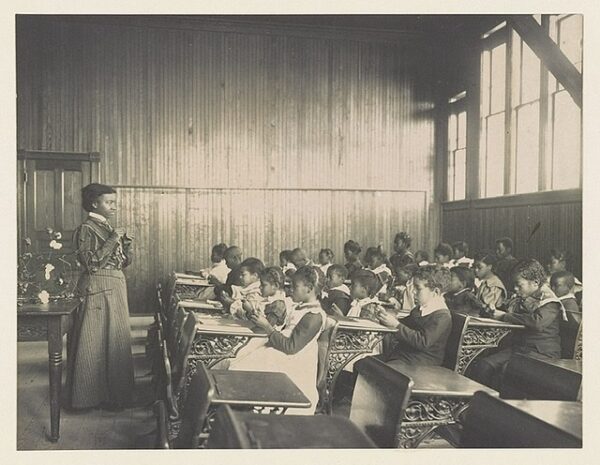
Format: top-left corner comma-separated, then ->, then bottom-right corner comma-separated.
17,16 -> 440,312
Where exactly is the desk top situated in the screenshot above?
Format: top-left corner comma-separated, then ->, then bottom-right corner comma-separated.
386,360 -> 499,397
333,316 -> 396,333
172,272 -> 213,287
219,409 -> 376,448
519,352 -> 582,373
178,299 -> 224,311
17,299 -> 81,316
466,316 -> 524,329
210,370 -> 311,408
195,316 -> 268,337
504,400 -> 582,440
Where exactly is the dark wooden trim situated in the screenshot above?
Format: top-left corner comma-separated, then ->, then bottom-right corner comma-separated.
442,188 -> 581,211
538,15 -> 550,192
23,14 -> 441,47
465,47 -> 481,200
509,15 -> 582,108
17,150 -> 101,162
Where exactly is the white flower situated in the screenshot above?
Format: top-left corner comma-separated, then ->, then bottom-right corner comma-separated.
54,232 -> 62,240
38,290 -> 50,304
44,263 -> 55,280
49,240 -> 63,250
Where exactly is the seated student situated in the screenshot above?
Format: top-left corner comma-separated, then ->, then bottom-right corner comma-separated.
344,240 -> 364,279
347,269 -> 385,321
389,232 -> 415,267
242,267 -> 293,329
214,246 -> 243,303
445,266 -> 484,316
381,263 -> 418,311
230,266 -> 327,415
199,242 -> 229,285
452,241 -> 474,268
550,271 -> 580,313
364,245 -> 393,292
547,249 -> 583,297
279,249 -> 296,278
494,237 -> 519,291
470,259 -> 563,390
291,248 -> 314,269
223,258 -> 264,317
318,248 -> 335,276
321,264 -> 352,316
474,252 -> 507,311
434,242 -> 454,269
376,265 -> 452,366
414,250 -> 430,267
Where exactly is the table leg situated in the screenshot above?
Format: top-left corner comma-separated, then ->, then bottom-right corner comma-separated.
396,396 -> 469,448
457,327 -> 512,375
47,317 -> 63,442
324,330 -> 385,414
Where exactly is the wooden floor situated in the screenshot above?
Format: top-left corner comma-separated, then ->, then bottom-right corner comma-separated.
17,316 -> 158,450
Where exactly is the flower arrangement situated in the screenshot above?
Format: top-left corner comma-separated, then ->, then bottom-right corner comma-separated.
17,227 -> 81,305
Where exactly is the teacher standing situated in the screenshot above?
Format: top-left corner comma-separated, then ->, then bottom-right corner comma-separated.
67,183 -> 134,410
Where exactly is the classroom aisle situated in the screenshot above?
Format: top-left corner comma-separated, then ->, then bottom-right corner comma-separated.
17,315 -> 157,450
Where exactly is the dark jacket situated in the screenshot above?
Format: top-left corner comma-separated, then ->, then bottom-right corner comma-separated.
321,289 -> 352,316
385,306 -> 452,366
501,285 -> 562,358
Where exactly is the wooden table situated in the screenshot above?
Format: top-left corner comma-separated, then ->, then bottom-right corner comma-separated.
455,316 -> 524,375
503,399 -> 582,444
176,297 -> 224,314
387,361 -> 499,448
209,405 -> 376,448
177,316 -> 268,408
210,370 -> 311,413
165,272 -> 215,314
323,316 -> 396,413
17,299 -> 80,442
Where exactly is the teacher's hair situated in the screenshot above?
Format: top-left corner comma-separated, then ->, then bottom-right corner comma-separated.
81,183 -> 116,212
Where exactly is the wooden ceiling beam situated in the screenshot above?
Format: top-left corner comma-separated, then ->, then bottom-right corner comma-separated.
509,15 -> 582,108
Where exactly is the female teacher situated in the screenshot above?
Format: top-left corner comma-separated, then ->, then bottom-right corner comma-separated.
68,183 -> 134,410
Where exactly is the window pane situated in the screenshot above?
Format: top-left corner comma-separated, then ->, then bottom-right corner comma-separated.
490,44 -> 506,114
521,41 -> 541,103
486,113 -> 506,197
558,15 -> 583,71
515,102 -> 540,193
552,91 -> 581,189
454,148 -> 467,200
481,49 -> 491,116
447,151 -> 455,200
457,111 -> 467,148
448,113 -> 457,151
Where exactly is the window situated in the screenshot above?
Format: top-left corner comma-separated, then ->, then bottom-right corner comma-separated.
510,30 -> 541,194
547,14 -> 583,190
479,28 -> 507,198
447,93 -> 467,201
472,15 -> 582,199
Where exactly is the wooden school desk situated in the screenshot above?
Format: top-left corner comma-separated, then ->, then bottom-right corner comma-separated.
322,315 -> 396,413
17,299 -> 80,442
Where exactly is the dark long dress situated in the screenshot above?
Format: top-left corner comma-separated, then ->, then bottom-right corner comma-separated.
67,216 -> 134,408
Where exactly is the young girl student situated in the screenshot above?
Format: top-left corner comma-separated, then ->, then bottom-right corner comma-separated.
445,266 -> 484,316
390,232 -> 415,267
471,259 -> 563,390
321,264 -> 352,316
318,248 -> 335,276
199,242 -> 229,285
230,266 -> 327,414
344,240 -> 364,278
434,242 -> 454,268
452,241 -> 474,268
68,183 -> 134,410
474,252 -> 507,311
224,258 -> 265,318
364,245 -> 393,292
376,266 -> 452,366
